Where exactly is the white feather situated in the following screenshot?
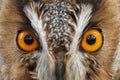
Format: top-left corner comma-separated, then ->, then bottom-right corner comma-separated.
66,4 -> 93,80
24,2 -> 55,80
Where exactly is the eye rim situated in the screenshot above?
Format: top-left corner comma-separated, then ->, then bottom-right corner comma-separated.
16,30 -> 39,52
81,28 -> 103,53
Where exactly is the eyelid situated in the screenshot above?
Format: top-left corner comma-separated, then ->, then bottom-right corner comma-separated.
84,28 -> 102,34
17,25 -> 40,41
83,22 -> 98,32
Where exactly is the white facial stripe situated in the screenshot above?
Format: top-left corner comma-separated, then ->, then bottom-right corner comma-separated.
69,4 -> 93,53
66,4 -> 93,80
24,2 -> 55,80
24,3 -> 48,52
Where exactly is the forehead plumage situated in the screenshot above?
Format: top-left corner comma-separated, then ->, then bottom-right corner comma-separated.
43,1 -> 75,51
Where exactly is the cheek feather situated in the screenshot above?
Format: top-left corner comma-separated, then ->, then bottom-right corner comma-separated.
0,53 -> 8,80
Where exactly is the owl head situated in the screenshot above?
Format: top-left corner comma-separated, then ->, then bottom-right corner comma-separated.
0,0 -> 120,80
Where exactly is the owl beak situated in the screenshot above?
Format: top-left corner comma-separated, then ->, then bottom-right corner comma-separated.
55,60 -> 65,80
55,50 -> 65,80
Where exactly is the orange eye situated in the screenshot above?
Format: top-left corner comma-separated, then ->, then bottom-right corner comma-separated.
81,29 -> 103,53
17,30 -> 38,52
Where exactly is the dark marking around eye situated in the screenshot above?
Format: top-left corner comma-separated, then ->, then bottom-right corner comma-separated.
83,22 -> 98,32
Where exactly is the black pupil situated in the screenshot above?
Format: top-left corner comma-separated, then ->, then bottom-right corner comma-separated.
86,35 -> 96,45
24,34 -> 34,45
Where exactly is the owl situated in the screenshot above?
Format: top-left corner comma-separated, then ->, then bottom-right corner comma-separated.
0,0 -> 120,80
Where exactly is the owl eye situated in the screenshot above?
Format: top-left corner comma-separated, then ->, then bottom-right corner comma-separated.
81,29 -> 103,53
17,30 -> 38,52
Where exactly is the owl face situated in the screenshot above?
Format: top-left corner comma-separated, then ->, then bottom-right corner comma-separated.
0,0 -> 119,80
